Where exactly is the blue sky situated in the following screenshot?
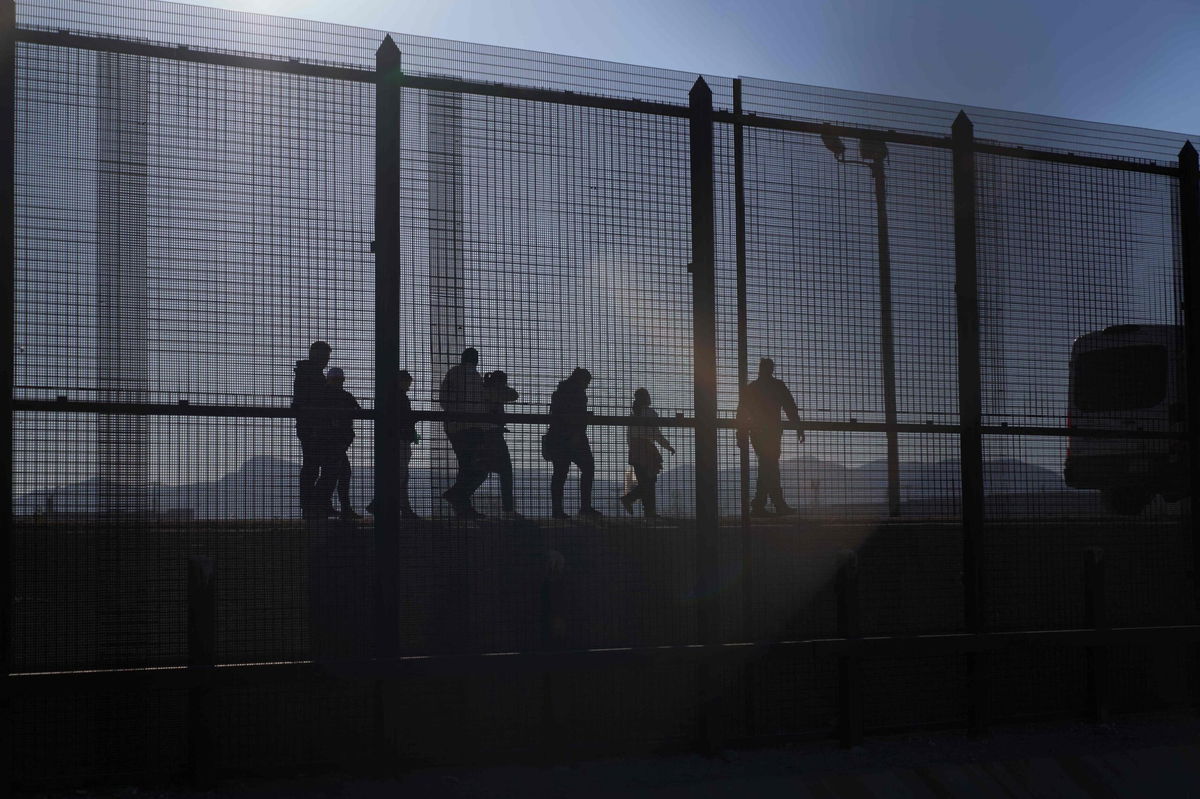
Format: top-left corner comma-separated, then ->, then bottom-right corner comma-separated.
198,0 -> 1200,135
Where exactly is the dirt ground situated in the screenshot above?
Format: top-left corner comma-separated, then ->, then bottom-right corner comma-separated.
19,714 -> 1200,798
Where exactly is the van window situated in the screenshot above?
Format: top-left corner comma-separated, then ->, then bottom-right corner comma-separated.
1074,345 -> 1167,412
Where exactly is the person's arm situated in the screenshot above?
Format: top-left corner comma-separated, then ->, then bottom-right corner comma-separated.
437,371 -> 451,410
735,386 -> 749,447
779,381 -> 805,443
648,409 -> 674,453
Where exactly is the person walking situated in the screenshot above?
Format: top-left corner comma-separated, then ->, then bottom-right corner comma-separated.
479,369 -> 521,518
543,367 -> 601,519
736,357 -> 805,517
324,366 -> 362,520
367,369 -> 421,520
438,347 -> 488,518
293,340 -> 337,520
621,388 -> 674,519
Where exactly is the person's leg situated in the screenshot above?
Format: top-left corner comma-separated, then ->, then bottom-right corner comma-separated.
576,442 -> 595,511
445,431 -> 469,503
643,467 -> 659,517
461,429 -> 489,507
622,464 -> 643,510
764,432 -> 788,511
313,446 -> 340,515
631,465 -> 651,514
335,453 -> 352,512
551,458 -> 570,516
497,438 -> 515,512
299,437 -> 320,517
397,441 -> 414,514
751,446 -> 770,512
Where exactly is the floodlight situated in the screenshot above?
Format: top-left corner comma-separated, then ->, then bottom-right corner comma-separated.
820,129 -> 846,161
859,137 -> 888,162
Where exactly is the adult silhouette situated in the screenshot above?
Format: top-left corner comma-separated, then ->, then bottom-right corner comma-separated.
323,366 -> 362,520
293,340 -> 336,520
438,347 -> 488,518
621,388 -> 675,519
544,367 -> 601,519
736,357 -> 805,516
480,369 -> 521,517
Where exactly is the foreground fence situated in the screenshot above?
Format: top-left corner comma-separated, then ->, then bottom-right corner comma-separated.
4,0 -> 1200,788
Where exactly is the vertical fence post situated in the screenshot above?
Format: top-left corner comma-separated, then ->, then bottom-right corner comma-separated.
732,78 -> 757,740
690,76 -> 720,750
733,78 -> 752,627
837,551 -> 863,747
1,1 -> 15,794
1084,548 -> 1109,724
187,557 -> 216,786
1178,143 -> 1200,625
870,155 -> 901,518
952,111 -> 988,736
374,35 -> 403,769
690,77 -> 719,634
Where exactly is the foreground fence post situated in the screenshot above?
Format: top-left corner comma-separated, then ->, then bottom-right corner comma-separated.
1084,548 -> 1109,724
374,35 -> 403,770
732,78 -> 757,739
837,551 -> 863,748
1178,143 -> 1200,622
952,111 -> 988,736
187,557 -> 216,786
0,0 -> 14,794
690,75 -> 721,752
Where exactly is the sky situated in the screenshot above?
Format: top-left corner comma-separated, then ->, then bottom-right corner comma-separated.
196,0 -> 1200,136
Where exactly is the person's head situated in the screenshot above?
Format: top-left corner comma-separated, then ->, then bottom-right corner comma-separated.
484,369 -> 507,388
461,347 -> 479,366
633,387 -> 651,408
570,367 -> 592,388
309,340 -> 331,368
758,357 -> 775,378
326,366 -> 345,387
397,369 -> 412,392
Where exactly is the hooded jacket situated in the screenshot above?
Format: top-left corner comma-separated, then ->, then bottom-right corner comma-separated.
292,359 -> 328,436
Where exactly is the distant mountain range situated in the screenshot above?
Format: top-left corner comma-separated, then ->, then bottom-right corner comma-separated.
16,454 -> 1080,520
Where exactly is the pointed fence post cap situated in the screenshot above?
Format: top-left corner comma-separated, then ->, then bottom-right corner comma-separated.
377,34 -> 399,56
1181,140 -> 1198,166
690,76 -> 712,101
952,110 -> 973,135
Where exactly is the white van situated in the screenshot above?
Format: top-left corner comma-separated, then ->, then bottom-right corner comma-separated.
1064,324 -> 1187,515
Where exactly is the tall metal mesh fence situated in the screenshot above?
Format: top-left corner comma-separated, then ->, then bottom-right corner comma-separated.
6,0 -> 1200,786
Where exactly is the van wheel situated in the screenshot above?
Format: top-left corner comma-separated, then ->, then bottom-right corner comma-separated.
1101,488 -> 1152,516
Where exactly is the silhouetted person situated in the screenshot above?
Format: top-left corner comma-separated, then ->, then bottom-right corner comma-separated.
736,357 -> 805,517
480,369 -> 521,517
439,347 -> 488,518
396,370 -> 420,519
323,367 -> 361,521
293,340 -> 337,520
366,369 -> 421,520
544,367 -> 601,519
621,388 -> 675,518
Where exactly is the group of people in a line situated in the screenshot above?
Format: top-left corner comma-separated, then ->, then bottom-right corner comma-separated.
293,341 -> 803,521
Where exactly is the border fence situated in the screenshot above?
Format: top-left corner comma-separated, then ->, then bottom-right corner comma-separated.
4,0 -> 1200,788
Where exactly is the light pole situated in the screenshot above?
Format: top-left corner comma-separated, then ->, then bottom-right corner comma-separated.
822,129 -> 900,517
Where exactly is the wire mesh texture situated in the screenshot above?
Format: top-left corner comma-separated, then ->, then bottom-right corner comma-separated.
6,0 -> 1200,785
